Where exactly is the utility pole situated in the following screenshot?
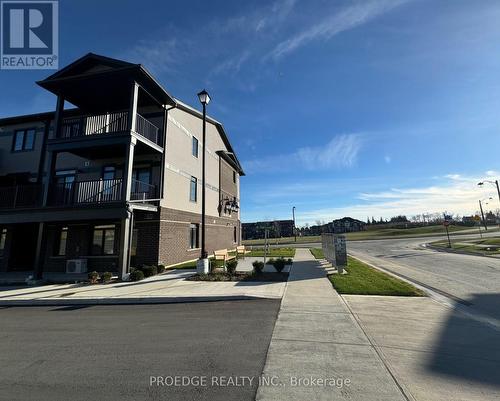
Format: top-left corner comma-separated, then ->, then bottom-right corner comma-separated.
292,206 -> 296,242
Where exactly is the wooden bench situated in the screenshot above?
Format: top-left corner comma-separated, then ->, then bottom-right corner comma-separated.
236,245 -> 250,256
213,249 -> 236,268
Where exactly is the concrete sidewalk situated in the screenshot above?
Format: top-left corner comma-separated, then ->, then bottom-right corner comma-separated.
0,268 -> 286,306
256,248 -> 407,401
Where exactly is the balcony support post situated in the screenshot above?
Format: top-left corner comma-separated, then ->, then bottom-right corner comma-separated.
42,150 -> 57,206
122,138 -> 136,202
33,222 -> 45,280
118,209 -> 133,280
128,82 -> 139,133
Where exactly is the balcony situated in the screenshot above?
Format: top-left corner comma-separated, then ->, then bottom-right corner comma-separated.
0,184 -> 42,209
0,179 -> 158,210
50,111 -> 160,146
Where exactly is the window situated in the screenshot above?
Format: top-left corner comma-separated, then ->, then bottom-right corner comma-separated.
233,226 -> 237,243
192,137 -> 199,157
189,224 -> 199,249
103,166 -> 116,181
190,176 -> 197,202
12,129 -> 36,152
0,228 -> 6,256
92,225 -> 116,255
233,171 -> 237,183
55,227 -> 68,256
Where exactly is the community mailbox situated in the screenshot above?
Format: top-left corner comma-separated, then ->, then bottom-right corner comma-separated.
321,233 -> 347,273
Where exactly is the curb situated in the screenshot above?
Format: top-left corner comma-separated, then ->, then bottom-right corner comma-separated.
0,295 -> 281,307
422,243 -> 500,259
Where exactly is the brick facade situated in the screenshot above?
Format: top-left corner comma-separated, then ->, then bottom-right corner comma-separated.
157,207 -> 240,266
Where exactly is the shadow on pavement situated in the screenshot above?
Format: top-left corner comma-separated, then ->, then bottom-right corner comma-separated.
427,293 -> 500,387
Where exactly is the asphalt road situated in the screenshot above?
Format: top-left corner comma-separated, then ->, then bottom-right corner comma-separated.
0,299 -> 280,401
347,236 -> 500,320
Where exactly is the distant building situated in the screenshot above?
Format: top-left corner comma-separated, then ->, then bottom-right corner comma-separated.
331,217 -> 366,233
242,220 -> 294,240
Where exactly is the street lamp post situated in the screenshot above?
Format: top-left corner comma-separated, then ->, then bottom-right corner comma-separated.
478,180 -> 500,226
197,89 -> 210,274
292,206 -> 296,242
478,197 -> 492,231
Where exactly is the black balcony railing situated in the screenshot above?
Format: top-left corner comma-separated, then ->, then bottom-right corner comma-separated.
0,184 -> 42,209
130,179 -> 158,201
53,111 -> 161,146
135,114 -> 159,144
50,179 -> 123,206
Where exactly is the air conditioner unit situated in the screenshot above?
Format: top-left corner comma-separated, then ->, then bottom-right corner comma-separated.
66,259 -> 88,274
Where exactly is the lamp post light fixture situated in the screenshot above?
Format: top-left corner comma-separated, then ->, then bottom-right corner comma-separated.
196,89 -> 211,274
478,179 -> 500,205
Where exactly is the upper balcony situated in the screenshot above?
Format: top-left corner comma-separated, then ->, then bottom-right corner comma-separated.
37,53 -> 176,153
0,179 -> 159,212
50,111 -> 161,146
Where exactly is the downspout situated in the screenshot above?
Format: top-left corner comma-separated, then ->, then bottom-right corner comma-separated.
159,104 -> 176,201
126,205 -> 134,275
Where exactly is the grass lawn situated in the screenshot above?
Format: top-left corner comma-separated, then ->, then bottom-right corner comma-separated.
429,238 -> 500,256
310,248 -> 324,259
246,247 -> 296,257
243,225 -> 486,246
328,256 -> 424,296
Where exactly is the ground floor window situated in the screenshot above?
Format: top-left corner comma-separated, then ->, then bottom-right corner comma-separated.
92,225 -> 116,255
189,224 -> 199,249
0,228 -> 6,256
55,227 -> 68,256
131,228 -> 138,257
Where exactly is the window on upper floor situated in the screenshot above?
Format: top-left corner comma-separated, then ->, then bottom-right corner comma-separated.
190,176 -> 197,202
233,171 -> 236,183
12,129 -> 36,152
192,136 -> 199,157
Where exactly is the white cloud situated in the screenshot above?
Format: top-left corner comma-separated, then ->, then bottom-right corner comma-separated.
293,171 -> 500,225
122,39 -> 180,74
268,0 -> 409,60
243,133 -> 362,173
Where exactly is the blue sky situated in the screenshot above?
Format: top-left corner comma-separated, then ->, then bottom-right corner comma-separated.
1,0 -> 500,225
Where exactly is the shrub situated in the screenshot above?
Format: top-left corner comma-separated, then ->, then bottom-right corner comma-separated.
273,258 -> 286,273
101,271 -> 113,283
266,258 -> 275,265
286,258 -> 293,265
129,269 -> 144,281
88,271 -> 100,284
226,259 -> 238,275
141,265 -> 158,278
157,264 -> 166,274
252,261 -> 264,274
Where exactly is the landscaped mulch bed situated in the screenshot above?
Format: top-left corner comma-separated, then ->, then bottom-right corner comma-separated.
187,271 -> 289,282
